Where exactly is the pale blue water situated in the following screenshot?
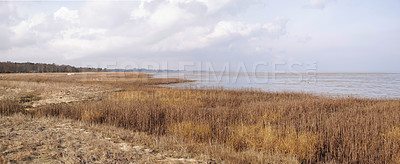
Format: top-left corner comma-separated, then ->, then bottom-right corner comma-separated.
154,72 -> 400,99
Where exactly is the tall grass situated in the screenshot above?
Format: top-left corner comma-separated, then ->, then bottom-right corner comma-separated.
1,72 -> 400,163
30,88 -> 400,163
0,100 -> 24,116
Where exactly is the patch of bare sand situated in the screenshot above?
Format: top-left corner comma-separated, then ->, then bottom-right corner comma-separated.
0,80 -> 121,109
28,85 -> 120,108
0,114 -> 202,163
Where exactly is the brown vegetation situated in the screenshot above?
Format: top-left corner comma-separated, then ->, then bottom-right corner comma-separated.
1,72 -> 400,163
0,114 -> 202,163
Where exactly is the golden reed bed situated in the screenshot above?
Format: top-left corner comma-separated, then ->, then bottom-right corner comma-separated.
1,72 -> 400,163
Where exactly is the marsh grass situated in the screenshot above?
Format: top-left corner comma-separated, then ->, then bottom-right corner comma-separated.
0,100 -> 24,116
1,72 -> 400,163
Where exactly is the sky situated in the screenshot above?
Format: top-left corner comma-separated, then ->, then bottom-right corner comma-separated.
0,0 -> 399,72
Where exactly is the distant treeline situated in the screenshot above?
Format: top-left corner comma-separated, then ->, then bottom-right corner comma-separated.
0,62 -> 105,73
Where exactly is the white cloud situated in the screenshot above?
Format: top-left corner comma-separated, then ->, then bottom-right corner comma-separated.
0,0 -> 285,64
151,17 -> 287,52
54,7 -> 79,24
11,13 -> 46,37
209,21 -> 259,38
79,1 -> 133,28
163,0 -> 230,14
149,3 -> 193,28
58,28 -> 106,40
262,17 -> 288,37
130,7 -> 150,20
196,0 -> 231,14
130,0 -> 153,20
9,13 -> 49,48
149,26 -> 210,51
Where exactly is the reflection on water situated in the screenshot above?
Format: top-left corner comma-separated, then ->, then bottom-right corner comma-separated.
154,72 -> 400,99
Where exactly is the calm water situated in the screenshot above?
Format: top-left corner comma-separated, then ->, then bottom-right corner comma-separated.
154,72 -> 400,99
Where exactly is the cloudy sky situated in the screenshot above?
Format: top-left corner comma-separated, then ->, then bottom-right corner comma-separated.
0,0 -> 399,72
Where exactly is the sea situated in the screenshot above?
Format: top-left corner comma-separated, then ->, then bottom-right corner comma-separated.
154,72 -> 400,99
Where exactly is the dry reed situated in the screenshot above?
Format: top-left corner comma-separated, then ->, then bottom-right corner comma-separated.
1,72 -> 400,163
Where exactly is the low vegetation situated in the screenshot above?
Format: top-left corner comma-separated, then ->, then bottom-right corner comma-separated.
1,72 -> 400,163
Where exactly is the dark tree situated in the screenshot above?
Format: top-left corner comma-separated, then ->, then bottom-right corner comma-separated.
0,62 -> 105,73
